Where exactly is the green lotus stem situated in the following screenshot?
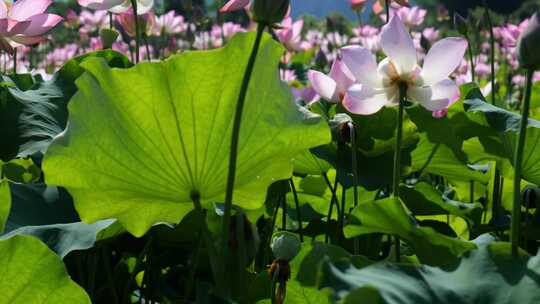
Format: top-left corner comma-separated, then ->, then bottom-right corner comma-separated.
130,0 -> 140,63
465,33 -> 476,83
109,12 -> 113,30
289,179 -> 304,242
484,5 -> 495,105
511,68 -> 534,256
191,191 -> 223,293
393,83 -> 407,263
143,34 -> 151,61
349,122 -> 360,254
470,181 -> 475,204
393,83 -> 406,198
385,0 -> 390,23
338,185 -> 346,245
282,193 -> 287,230
221,23 -> 266,295
12,48 -> 17,74
324,173 -> 339,244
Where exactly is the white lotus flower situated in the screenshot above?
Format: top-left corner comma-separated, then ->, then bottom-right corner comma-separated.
340,15 -> 468,115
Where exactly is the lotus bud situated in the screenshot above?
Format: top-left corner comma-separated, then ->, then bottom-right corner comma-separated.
454,13 -> 468,36
271,231 -> 301,261
518,13 -> 540,70
253,0 -> 290,25
522,185 -> 540,208
100,28 -> 119,49
329,113 -> 353,143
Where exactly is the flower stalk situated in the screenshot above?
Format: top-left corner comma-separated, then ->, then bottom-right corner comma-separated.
221,23 -> 266,294
512,68 -> 534,256
129,0 -> 140,63
484,5 -> 496,104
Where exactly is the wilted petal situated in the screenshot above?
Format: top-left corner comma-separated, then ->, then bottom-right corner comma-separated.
329,59 -> 356,98
380,15 -> 417,74
21,13 -> 63,36
219,0 -> 251,13
422,37 -> 468,85
340,45 -> 382,88
343,84 -> 390,115
10,0 -> 52,21
308,70 -> 338,102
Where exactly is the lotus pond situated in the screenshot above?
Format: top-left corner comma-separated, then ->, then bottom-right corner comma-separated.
2,0 -> 540,303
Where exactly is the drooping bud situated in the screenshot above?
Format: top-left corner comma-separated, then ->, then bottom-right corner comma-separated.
329,113 -> 353,143
99,28 -> 119,49
253,0 -> 290,25
271,231 -> 301,261
454,13 -> 468,36
517,13 -> 540,70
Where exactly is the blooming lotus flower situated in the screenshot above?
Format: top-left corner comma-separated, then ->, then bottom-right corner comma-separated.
291,86 -> 319,105
78,0 -> 124,11
79,0 -> 153,15
220,0 -> 250,13
151,11 -> 187,35
307,59 -> 355,103
0,0 -> 63,53
351,0 -> 409,14
340,16 -> 467,115
116,9 -> 155,37
383,6 -> 426,28
275,18 -> 307,51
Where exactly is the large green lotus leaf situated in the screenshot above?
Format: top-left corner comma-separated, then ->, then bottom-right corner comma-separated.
0,235 -> 91,303
344,197 -> 476,266
464,98 -> 540,184
319,236 -> 540,304
400,182 -> 483,223
43,33 -> 330,237
292,149 -> 332,175
0,51 -> 131,161
350,106 -> 418,157
0,179 -> 9,234
2,182 -> 119,258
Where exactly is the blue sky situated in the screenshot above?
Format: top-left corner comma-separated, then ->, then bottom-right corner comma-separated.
290,0 -> 359,20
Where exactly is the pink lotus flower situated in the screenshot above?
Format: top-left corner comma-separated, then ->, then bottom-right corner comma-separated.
307,59 -> 355,103
116,9 -> 155,37
291,86 -> 319,105
352,0 -> 409,14
383,6 -> 426,28
0,0 -> 63,53
78,0 -> 124,11
151,10 -> 187,35
219,0 -> 250,13
275,17 -> 308,51
340,16 -> 467,115
79,0 -> 153,15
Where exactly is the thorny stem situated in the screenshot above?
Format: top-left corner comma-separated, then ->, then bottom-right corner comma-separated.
130,0 -> 140,63
512,68 -> 534,256
221,23 -> 266,296
12,48 -> 17,74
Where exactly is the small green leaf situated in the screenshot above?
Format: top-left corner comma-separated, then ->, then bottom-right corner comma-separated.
1,158 -> 41,183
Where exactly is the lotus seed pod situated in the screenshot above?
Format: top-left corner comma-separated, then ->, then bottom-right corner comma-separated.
99,28 -> 119,49
271,231 -> 301,261
518,13 -> 540,70
252,0 -> 290,25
